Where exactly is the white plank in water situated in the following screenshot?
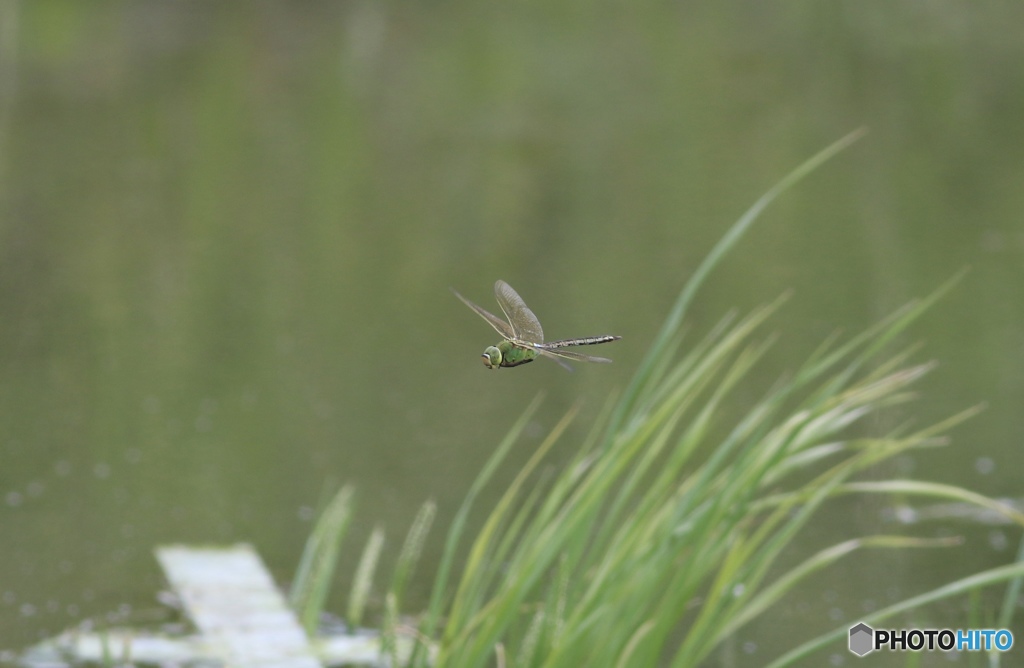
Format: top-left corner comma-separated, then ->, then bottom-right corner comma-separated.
22,628 -> 392,667
156,543 -> 322,668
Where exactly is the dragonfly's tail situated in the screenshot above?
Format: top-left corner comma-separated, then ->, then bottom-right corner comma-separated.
541,335 -> 621,349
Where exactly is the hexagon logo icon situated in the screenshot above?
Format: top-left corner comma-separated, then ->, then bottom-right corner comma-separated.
849,622 -> 874,656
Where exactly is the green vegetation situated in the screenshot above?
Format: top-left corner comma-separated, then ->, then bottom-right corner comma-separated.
290,485 -> 355,635
298,133 -> 1024,666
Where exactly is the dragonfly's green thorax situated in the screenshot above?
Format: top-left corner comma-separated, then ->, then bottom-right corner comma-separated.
483,340 -> 537,369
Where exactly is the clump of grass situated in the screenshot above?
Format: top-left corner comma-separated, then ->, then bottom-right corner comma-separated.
301,130 -> 1024,666
412,130 -> 1024,667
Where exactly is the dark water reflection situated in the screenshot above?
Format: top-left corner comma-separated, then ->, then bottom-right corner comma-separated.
1,3 -> 1022,664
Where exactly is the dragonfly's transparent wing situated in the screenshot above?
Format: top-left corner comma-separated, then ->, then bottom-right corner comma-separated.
451,288 -> 515,340
534,347 -> 614,365
494,280 -> 544,344
535,349 -> 575,372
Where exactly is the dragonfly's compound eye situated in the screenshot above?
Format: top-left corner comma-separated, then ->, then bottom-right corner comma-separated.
482,346 -> 502,369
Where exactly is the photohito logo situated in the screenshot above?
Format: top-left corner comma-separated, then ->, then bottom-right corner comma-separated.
848,621 -> 1013,657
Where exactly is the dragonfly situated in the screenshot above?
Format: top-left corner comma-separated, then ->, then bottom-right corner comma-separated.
452,280 -> 621,370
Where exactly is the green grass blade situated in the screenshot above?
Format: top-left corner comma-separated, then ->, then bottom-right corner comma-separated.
414,395 -> 543,666
765,562 -> 1024,667
723,535 -> 961,638
390,500 -> 436,609
289,484 -> 355,636
348,526 -> 385,627
608,128 -> 867,440
841,480 -> 1024,527
998,536 -> 1024,630
442,406 -> 579,664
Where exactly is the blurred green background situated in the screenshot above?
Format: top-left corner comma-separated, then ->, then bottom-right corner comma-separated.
1,2 -> 1022,665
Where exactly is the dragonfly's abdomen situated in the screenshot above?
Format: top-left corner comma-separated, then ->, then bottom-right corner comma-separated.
541,335 -> 621,349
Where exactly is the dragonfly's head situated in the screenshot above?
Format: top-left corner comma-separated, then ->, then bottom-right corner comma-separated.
481,346 -> 503,369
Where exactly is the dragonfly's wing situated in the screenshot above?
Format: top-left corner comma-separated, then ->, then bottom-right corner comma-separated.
451,288 -> 515,340
494,280 -> 544,344
534,347 -> 614,365
534,349 -> 575,372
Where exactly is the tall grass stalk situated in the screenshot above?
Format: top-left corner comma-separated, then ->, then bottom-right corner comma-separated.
348,526 -> 385,627
290,484 -> 354,635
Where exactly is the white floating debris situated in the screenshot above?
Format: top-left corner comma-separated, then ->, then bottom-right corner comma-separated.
20,543 -> 420,668
155,544 -> 322,668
